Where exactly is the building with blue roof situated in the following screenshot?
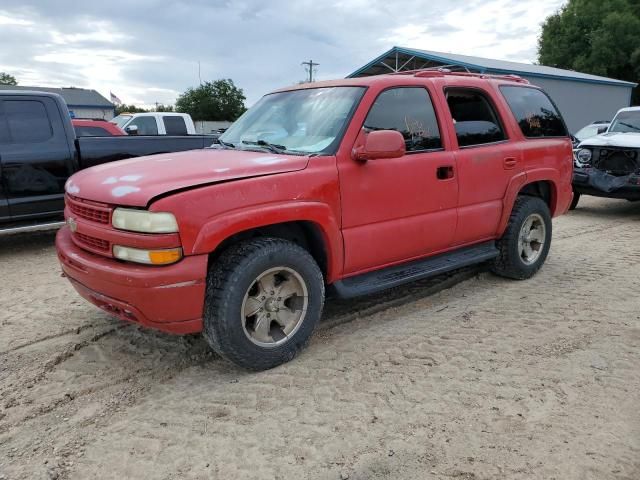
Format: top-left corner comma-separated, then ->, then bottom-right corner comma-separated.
349,46 -> 637,133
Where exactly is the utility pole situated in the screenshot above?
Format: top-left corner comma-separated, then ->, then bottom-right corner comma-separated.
301,59 -> 319,82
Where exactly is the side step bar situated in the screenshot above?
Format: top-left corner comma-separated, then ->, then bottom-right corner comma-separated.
0,221 -> 65,236
332,241 -> 499,299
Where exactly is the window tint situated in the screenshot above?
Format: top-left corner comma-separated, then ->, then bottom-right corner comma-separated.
163,116 -> 188,135
74,126 -> 112,137
500,86 -> 567,138
128,116 -> 158,135
3,100 -> 53,143
364,87 -> 442,151
445,89 -> 506,147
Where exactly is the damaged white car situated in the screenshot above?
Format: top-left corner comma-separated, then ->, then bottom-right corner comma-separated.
572,107 -> 640,209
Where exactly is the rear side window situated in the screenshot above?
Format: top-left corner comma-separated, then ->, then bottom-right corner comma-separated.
3,100 -> 53,143
163,116 -> 188,135
128,116 -> 158,135
500,86 -> 567,138
364,87 -> 442,152
75,126 -> 112,137
445,89 -> 506,147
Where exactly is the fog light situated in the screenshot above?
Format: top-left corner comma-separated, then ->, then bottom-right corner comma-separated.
113,245 -> 182,265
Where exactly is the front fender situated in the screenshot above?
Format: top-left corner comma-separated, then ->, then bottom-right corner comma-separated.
191,201 -> 343,283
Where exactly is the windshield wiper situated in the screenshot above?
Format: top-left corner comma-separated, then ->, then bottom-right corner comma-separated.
217,139 -> 236,148
616,122 -> 640,132
241,140 -> 287,153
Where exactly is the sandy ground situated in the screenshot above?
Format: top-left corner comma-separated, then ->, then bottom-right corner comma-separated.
0,196 -> 639,480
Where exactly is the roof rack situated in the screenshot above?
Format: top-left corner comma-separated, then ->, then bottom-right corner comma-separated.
392,66 -> 529,84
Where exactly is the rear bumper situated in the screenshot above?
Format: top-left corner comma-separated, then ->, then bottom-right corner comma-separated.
56,226 -> 207,334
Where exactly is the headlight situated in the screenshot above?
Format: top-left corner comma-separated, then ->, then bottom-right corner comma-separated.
112,208 -> 178,233
113,245 -> 182,265
576,148 -> 592,166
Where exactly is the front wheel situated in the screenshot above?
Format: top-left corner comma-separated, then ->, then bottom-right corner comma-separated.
203,237 -> 325,371
492,196 -> 552,280
569,191 -> 580,210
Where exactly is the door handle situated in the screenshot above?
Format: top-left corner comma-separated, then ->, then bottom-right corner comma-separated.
436,165 -> 454,180
503,157 -> 517,169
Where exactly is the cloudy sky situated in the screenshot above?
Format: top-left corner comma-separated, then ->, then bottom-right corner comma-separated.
0,0 -> 565,108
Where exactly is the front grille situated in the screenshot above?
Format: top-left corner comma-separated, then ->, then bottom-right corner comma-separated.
75,232 -> 110,253
594,148 -> 639,176
67,196 -> 111,225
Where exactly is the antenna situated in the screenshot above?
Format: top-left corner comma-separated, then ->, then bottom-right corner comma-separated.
198,61 -> 202,85
301,59 -> 319,82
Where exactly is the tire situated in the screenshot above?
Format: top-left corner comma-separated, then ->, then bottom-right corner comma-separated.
491,196 -> 552,280
569,191 -> 580,210
203,237 -> 324,371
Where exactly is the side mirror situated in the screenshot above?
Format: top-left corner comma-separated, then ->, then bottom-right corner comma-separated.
352,130 -> 406,161
125,125 -> 138,135
597,126 -> 608,134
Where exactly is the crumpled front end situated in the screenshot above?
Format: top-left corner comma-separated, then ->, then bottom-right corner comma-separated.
573,146 -> 640,199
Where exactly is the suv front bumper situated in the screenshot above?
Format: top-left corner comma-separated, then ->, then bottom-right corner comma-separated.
56,226 -> 207,334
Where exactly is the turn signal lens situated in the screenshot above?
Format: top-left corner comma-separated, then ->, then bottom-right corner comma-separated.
113,245 -> 182,265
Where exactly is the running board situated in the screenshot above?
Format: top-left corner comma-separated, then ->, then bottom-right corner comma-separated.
0,220 -> 65,236
332,241 -> 499,299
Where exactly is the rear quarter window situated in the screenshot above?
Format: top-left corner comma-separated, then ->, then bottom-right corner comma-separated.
500,86 -> 567,138
163,116 -> 188,135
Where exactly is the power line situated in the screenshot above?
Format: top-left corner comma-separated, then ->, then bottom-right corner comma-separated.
301,59 -> 319,82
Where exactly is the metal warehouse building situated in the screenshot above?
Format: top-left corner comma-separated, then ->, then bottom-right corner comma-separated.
0,85 -> 115,120
349,46 -> 637,133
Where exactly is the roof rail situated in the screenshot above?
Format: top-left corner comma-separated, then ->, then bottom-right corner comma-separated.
389,66 -> 529,84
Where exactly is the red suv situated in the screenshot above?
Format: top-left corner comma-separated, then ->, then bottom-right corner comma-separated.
56,71 -> 573,370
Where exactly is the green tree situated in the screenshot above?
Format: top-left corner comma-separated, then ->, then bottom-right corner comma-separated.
175,79 -> 246,121
538,0 -> 640,103
155,104 -> 174,112
0,72 -> 17,85
115,104 -> 148,115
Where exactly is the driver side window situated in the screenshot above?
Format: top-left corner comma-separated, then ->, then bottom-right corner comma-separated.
364,87 -> 442,152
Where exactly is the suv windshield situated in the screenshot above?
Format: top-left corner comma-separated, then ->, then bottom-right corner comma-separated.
219,86 -> 365,155
609,111 -> 640,133
111,114 -> 132,128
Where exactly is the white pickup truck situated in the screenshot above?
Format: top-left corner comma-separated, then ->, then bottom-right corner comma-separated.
110,112 -> 197,135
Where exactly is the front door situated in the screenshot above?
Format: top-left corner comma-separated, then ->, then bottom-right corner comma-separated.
338,86 -> 458,275
0,96 -> 74,220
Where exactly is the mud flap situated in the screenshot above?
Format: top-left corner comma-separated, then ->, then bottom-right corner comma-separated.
588,170 -> 633,193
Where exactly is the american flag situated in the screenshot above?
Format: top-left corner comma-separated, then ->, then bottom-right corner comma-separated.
110,92 -> 122,105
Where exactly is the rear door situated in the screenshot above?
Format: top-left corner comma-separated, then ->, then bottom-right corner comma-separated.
443,86 -> 523,245
0,96 -> 74,220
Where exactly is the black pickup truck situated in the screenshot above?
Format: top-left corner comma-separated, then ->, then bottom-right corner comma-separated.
0,91 -> 216,233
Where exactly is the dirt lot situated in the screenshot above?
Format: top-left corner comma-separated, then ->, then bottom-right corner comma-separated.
1,196 -> 639,480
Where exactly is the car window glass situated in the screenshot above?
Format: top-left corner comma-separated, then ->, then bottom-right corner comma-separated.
363,87 -> 442,152
445,89 -> 506,147
74,126 -> 112,137
3,100 -> 53,143
163,116 -> 188,135
500,86 -> 567,138
129,116 -> 158,135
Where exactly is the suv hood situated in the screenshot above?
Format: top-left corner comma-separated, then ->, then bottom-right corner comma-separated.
580,132 -> 640,149
66,149 -> 309,206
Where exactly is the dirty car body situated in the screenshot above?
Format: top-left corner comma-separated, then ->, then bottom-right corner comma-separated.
56,72 -> 573,370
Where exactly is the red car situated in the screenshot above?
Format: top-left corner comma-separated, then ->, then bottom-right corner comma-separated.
57,71 -> 573,370
72,119 -> 126,137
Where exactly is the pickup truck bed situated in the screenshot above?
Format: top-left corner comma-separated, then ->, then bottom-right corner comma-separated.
0,91 -> 215,231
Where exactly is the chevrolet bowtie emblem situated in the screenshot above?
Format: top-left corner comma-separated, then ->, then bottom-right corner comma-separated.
67,217 -> 78,232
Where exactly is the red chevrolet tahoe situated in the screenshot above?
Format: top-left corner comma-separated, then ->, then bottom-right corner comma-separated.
56,71 -> 573,370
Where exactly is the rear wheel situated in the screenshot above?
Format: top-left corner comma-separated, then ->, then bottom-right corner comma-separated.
492,196 -> 552,280
203,237 -> 324,371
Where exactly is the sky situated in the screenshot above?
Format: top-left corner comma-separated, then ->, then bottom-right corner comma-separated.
0,0 -> 566,108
